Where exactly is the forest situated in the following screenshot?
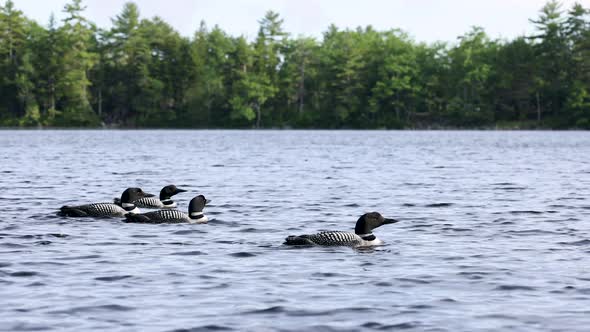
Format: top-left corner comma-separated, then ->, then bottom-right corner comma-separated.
0,0 -> 589,129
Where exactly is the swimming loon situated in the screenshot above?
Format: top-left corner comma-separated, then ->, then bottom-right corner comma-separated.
58,188 -> 153,218
114,184 -> 187,209
124,195 -> 211,224
284,212 -> 399,247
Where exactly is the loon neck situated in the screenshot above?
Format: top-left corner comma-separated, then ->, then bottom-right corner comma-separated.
189,212 -> 205,220
161,199 -> 175,206
122,202 -> 137,211
357,233 -> 376,241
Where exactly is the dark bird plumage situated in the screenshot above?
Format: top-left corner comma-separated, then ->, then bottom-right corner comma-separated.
124,195 -> 210,224
59,188 -> 153,218
284,212 -> 399,247
114,184 -> 186,209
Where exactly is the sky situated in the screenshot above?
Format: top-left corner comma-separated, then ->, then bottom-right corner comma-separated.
12,0 -> 590,43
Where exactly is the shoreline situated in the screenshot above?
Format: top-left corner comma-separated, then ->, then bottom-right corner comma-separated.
0,126 -> 585,131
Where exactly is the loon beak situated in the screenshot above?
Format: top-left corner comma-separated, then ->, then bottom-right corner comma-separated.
175,188 -> 188,194
383,218 -> 399,224
144,192 -> 155,198
205,199 -> 212,205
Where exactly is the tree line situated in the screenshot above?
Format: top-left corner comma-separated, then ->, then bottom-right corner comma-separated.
0,0 -> 589,129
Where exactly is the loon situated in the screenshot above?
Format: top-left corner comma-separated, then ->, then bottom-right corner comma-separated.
114,184 -> 187,209
284,212 -> 399,247
124,195 -> 211,224
58,188 -> 153,218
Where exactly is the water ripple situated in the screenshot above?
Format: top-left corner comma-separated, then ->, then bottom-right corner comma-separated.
94,275 -> 133,282
170,251 -> 207,256
49,304 -> 135,314
2,130 -> 590,331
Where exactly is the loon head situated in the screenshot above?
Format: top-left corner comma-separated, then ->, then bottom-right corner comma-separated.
159,184 -> 187,200
188,195 -> 211,223
188,195 -> 211,213
120,188 -> 154,204
354,212 -> 398,235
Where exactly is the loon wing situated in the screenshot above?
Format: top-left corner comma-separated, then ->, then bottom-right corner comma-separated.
133,197 -> 163,209
59,203 -> 126,218
58,206 -> 89,217
124,210 -> 188,224
124,213 -> 152,223
284,235 -> 315,245
284,231 -> 361,246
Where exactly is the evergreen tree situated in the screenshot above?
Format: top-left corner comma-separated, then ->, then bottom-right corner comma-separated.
100,1 -> 150,124
446,27 -> 496,126
492,37 -> 537,123
529,0 -> 570,124
563,3 -> 590,127
277,37 -> 320,127
185,22 -> 230,127
30,14 -> 61,122
368,30 -> 419,128
54,0 -> 99,126
0,0 -> 588,129
0,0 -> 33,124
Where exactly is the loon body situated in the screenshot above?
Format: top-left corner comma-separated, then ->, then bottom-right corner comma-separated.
114,184 -> 187,209
284,212 -> 399,247
59,188 -> 153,218
125,195 -> 210,224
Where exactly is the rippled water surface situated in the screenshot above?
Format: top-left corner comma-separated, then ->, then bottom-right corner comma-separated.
1,130 -> 590,331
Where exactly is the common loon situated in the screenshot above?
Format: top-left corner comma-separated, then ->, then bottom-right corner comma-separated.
114,184 -> 187,209
284,212 -> 399,247
124,195 -> 211,224
58,188 -> 153,218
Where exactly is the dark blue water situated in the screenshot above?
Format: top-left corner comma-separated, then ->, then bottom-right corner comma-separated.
1,130 -> 589,331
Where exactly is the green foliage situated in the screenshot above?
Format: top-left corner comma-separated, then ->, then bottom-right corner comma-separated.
183,23 -> 231,127
0,0 -> 32,120
19,103 -> 40,126
0,0 -> 589,128
566,82 -> 590,128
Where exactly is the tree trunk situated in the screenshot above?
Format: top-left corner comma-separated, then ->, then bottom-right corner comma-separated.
8,25 -> 14,64
206,82 -> 211,127
255,103 -> 261,129
395,92 -> 400,120
299,61 -> 305,114
536,91 -> 541,122
207,99 -> 212,127
463,86 -> 468,111
98,88 -> 102,116
50,81 -> 56,115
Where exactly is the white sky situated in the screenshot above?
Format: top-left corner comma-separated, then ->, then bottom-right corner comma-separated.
12,0 -> 590,43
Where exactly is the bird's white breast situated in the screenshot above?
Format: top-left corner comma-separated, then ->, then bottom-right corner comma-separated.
357,237 -> 383,247
126,207 -> 140,214
189,215 -> 208,224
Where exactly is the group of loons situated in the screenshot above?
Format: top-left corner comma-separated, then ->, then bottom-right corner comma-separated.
58,185 -> 400,247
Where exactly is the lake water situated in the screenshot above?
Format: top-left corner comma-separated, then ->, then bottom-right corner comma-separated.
0,130 -> 589,331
